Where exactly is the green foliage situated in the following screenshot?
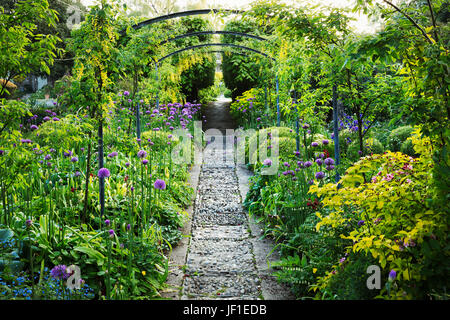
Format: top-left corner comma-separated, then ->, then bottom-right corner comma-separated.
0,0 -> 61,97
347,137 -> 384,161
387,125 -> 414,152
310,129 -> 449,299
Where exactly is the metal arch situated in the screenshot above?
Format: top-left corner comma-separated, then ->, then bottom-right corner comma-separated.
156,43 -> 275,65
158,31 -> 267,46
120,9 -> 243,36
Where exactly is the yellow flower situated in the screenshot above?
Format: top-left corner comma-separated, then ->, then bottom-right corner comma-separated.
313,268 -> 317,274
142,271 -> 146,276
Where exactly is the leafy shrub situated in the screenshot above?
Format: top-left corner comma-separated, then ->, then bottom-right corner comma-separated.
338,128 -> 357,154
310,129 -> 449,299
347,138 -> 384,161
326,252 -> 379,300
387,125 -> 414,152
400,138 -> 417,157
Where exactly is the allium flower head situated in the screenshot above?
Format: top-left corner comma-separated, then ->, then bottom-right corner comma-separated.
263,159 -> 272,166
98,168 -> 110,179
388,270 -> 396,281
142,159 -> 149,165
154,179 -> 166,190
108,152 -> 118,158
322,139 -> 329,145
311,142 -> 319,147
50,265 -> 69,280
71,157 -> 78,163
30,125 -> 38,130
324,158 -> 335,166
315,158 -> 323,166
108,229 -> 115,238
304,161 -> 312,168
137,150 -> 147,158
315,171 -> 325,180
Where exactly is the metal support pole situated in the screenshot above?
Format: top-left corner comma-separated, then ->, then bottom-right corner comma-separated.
98,120 -> 105,225
136,101 -> 141,146
332,84 -> 341,183
295,98 -> 300,155
276,74 -> 280,127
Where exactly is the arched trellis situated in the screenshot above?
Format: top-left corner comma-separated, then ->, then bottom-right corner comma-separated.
145,43 -> 280,131
119,9 -> 243,36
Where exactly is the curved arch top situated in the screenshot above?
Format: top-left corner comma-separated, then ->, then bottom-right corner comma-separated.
156,43 -> 275,65
120,9 -> 243,36
159,31 -> 267,46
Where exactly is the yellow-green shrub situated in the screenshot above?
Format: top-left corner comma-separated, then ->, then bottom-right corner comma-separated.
309,128 -> 449,299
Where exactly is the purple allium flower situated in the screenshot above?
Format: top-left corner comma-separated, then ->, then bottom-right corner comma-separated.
263,159 -> 272,166
283,162 -> 290,167
74,171 -> 81,177
130,186 -> 134,192
71,157 -> 78,163
50,265 -> 69,280
154,179 -> 166,190
315,171 -> 325,180
294,151 -> 300,156
108,151 -> 118,158
44,154 -> 52,161
125,162 -> 130,167
308,179 -> 314,185
142,159 -> 148,165
21,139 -> 32,144
388,270 -> 396,281
311,142 -> 319,147
30,125 -> 38,130
64,150 -> 73,158
326,165 -> 335,171
167,134 -> 173,139
123,91 -> 130,96
256,117 -> 261,121
358,220 -> 365,226
324,158 -> 335,166
97,168 -> 110,178
43,116 -> 51,121
304,161 -> 312,168
137,150 -> 147,158
108,229 -> 115,238
322,139 -> 329,145
26,219 -> 32,228
0,150 -> 4,156
315,158 -> 323,166
52,117 -> 60,122
297,161 -> 304,168
105,219 -> 110,226
302,123 -> 309,129
126,224 -> 131,231
339,257 -> 346,264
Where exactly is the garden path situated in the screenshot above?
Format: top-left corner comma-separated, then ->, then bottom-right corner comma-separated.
177,97 -> 295,300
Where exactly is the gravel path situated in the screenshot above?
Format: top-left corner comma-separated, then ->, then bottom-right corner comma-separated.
178,98 -> 295,300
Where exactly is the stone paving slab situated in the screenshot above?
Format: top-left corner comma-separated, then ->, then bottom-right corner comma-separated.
193,210 -> 247,226
191,225 -> 250,240
186,239 -> 254,274
182,273 -> 261,299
